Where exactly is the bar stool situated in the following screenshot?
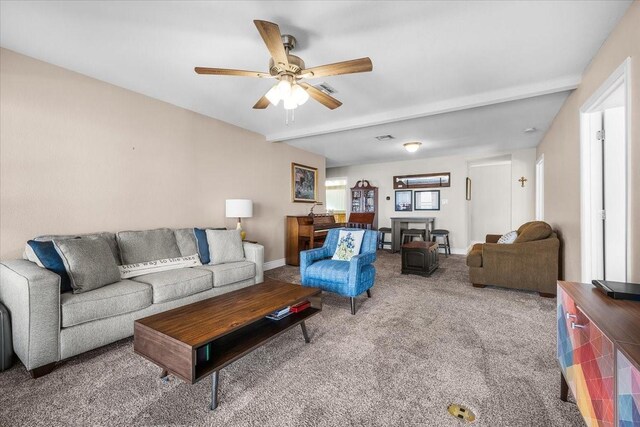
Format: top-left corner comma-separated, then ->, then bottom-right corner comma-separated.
401,228 -> 427,244
430,229 -> 451,257
378,227 -> 392,250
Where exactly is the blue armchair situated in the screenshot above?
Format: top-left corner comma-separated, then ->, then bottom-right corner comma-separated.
300,228 -> 377,315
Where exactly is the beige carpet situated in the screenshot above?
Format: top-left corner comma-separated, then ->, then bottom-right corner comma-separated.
0,252 -> 584,426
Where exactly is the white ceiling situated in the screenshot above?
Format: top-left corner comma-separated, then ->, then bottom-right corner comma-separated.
0,1 -> 632,166
289,90 -> 571,167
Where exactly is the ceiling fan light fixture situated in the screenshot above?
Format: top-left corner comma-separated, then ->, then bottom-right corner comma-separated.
265,85 -> 281,106
403,142 -> 422,153
283,97 -> 297,110
276,77 -> 293,98
291,84 -> 309,105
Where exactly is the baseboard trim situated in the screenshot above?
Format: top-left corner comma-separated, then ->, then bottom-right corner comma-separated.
264,258 -> 286,271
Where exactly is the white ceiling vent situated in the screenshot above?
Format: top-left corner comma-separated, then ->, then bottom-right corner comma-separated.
314,82 -> 337,95
374,134 -> 395,141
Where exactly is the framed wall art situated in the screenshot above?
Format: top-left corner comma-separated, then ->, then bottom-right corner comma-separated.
395,190 -> 413,211
291,163 -> 318,203
414,190 -> 440,211
393,172 -> 451,189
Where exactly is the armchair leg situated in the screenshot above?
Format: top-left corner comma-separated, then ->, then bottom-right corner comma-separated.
350,297 -> 356,315
472,283 -> 486,288
366,289 -> 371,298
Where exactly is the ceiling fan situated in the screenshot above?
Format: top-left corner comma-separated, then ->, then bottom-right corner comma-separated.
195,20 -> 373,111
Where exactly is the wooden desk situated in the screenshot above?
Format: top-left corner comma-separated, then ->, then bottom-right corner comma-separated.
390,217 -> 436,253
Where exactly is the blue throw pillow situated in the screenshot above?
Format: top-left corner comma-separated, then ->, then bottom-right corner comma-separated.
194,228 -> 227,264
194,228 -> 210,264
26,240 -> 72,293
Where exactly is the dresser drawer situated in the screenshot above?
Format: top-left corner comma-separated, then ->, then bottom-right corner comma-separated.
557,286 -> 615,426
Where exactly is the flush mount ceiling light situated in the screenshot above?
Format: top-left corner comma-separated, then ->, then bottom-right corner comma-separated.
403,142 -> 422,153
523,127 -> 537,133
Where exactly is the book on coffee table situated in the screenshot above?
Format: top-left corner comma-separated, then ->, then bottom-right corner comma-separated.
266,306 -> 291,320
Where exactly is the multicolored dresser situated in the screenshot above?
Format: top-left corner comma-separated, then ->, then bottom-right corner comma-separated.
557,281 -> 640,427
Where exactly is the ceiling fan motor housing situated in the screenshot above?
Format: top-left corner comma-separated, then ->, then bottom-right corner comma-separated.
269,54 -> 305,76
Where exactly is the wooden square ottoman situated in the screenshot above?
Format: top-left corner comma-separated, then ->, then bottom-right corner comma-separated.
401,241 -> 439,276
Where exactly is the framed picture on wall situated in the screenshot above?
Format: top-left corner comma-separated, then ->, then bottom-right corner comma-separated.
414,190 -> 440,210
395,190 -> 413,211
291,163 -> 318,203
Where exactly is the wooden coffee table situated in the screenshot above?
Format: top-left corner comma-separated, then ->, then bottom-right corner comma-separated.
133,279 -> 322,410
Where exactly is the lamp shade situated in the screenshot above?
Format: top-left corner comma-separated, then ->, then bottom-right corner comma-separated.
225,199 -> 253,218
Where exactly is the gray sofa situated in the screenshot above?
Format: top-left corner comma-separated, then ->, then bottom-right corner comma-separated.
0,228 -> 264,377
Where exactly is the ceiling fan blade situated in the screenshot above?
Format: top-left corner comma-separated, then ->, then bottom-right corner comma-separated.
194,67 -> 271,78
299,82 -> 342,110
253,20 -> 289,67
300,57 -> 373,78
253,94 -> 271,109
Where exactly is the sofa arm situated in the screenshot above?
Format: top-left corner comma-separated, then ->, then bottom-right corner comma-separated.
243,243 -> 264,284
300,247 -> 330,285
0,260 -> 61,370
486,234 -> 502,244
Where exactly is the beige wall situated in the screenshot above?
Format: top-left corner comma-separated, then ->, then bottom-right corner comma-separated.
536,1 -> 639,282
0,48 -> 325,262
327,148 -> 536,253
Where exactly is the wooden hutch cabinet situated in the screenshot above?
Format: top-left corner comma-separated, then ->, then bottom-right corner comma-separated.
350,180 -> 378,229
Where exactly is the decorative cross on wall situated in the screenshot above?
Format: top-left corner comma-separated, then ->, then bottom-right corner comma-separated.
518,176 -> 528,187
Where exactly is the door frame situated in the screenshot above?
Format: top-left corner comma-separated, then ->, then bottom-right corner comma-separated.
579,57 -> 631,283
535,154 -> 544,221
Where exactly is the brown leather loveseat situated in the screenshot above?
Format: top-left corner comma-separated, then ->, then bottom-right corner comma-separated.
466,221 -> 559,296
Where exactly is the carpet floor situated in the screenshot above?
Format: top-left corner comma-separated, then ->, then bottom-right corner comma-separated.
0,252 -> 584,426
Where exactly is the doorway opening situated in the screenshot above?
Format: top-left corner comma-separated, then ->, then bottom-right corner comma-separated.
325,178 -> 347,223
580,58 -> 630,283
535,155 -> 544,221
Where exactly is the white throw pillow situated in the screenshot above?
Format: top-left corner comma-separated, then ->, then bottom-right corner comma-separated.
332,230 -> 365,261
119,254 -> 202,279
497,231 -> 518,244
206,229 -> 245,265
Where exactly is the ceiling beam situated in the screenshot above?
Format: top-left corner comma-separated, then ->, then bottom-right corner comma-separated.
266,75 -> 580,142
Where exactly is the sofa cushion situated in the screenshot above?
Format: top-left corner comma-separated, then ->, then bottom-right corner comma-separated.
60,280 -> 152,327
497,231 -> 518,244
206,229 -> 245,265
174,228 -> 198,257
193,227 -> 226,264
466,243 -> 483,268
516,221 -> 538,235
305,259 -> 350,285
54,238 -> 121,294
32,232 -> 120,265
25,240 -> 73,293
131,268 -> 212,303
195,261 -> 256,287
514,222 -> 552,243
116,228 -> 181,265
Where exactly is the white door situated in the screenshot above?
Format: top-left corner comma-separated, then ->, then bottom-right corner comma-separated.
603,107 -> 626,281
587,105 -> 626,282
580,59 -> 629,283
468,162 -> 512,243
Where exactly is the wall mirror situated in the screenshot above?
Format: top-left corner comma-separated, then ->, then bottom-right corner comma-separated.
393,172 -> 450,189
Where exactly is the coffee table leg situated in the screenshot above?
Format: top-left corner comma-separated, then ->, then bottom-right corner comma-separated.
300,321 -> 310,343
211,370 -> 219,410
